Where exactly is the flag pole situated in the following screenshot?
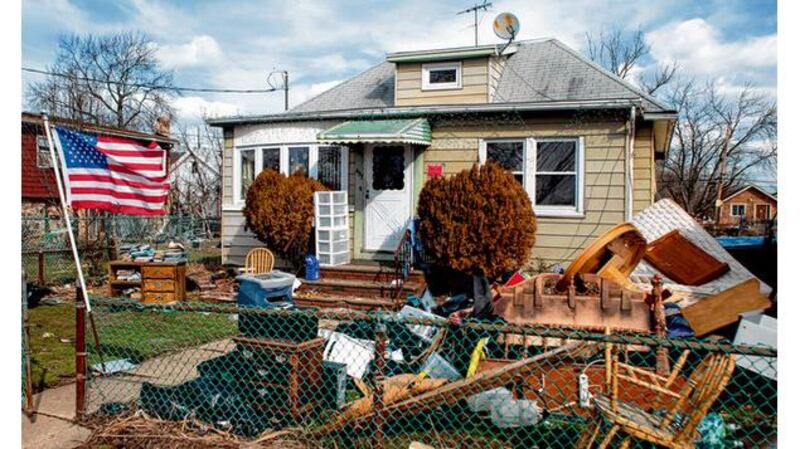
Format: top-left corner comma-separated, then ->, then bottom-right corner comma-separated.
41,113 -> 92,312
42,113 -> 107,373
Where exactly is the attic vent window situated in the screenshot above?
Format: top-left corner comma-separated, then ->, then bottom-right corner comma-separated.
422,62 -> 462,90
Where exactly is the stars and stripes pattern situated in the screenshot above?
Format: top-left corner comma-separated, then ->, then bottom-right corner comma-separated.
53,126 -> 170,216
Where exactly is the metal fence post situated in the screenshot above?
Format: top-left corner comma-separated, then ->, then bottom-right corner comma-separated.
75,286 -> 87,418
37,251 -> 45,285
372,319 -> 387,449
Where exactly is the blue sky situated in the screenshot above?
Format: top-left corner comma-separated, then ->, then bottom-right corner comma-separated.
22,0 -> 776,122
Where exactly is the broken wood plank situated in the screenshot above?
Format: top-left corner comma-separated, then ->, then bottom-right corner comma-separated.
311,341 -> 593,437
644,230 -> 730,286
680,278 -> 771,336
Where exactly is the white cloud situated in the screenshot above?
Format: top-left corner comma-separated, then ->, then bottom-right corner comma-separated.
172,96 -> 239,120
646,18 -> 776,77
157,35 -> 223,68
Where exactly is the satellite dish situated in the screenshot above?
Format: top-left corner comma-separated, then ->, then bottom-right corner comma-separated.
493,12 -> 520,40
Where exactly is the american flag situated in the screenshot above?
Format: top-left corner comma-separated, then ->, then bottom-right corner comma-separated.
53,126 -> 170,216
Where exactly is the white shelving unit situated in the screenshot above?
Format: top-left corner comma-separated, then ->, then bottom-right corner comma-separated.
314,191 -> 350,266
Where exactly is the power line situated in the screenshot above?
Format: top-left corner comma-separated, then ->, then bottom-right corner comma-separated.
22,67 -> 279,94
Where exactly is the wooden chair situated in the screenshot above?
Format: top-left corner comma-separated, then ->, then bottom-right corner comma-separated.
242,248 -> 275,275
581,350 -> 736,449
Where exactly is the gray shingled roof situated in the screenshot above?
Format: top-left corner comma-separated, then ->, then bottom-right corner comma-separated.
219,38 -> 672,123
290,62 -> 395,114
493,39 -> 669,112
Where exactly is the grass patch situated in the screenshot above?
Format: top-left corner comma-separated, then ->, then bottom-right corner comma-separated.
26,302 -> 237,391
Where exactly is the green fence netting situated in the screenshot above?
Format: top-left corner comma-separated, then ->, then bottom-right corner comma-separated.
81,298 -> 777,448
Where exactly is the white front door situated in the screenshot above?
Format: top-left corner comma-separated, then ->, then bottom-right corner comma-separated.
364,145 -> 413,251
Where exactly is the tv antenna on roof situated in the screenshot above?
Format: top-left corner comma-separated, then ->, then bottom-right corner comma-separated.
457,1 -> 492,46
492,12 -> 520,54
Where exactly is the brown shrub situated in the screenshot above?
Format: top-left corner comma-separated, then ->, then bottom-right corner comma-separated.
417,162 -> 537,280
243,170 -> 327,267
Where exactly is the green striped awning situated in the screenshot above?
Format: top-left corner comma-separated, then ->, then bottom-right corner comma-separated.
317,118 -> 431,145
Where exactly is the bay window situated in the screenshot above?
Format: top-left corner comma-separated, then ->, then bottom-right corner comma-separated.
480,137 -> 584,216
234,144 -> 348,203
239,148 -> 255,201
288,146 -> 309,176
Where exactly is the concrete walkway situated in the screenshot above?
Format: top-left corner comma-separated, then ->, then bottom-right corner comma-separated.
22,338 -> 234,449
22,383 -> 91,449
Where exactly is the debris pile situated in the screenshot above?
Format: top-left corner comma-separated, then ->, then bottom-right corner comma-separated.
186,264 -> 237,302
118,242 -> 188,263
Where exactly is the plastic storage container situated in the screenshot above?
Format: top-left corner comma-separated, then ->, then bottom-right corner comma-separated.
236,271 -> 319,341
236,271 -> 295,308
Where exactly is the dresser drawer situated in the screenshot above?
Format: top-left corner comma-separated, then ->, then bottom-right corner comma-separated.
143,279 -> 175,292
143,292 -> 176,304
143,265 -> 176,279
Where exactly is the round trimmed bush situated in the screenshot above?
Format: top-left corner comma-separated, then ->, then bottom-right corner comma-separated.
243,170 -> 327,268
417,162 -> 537,280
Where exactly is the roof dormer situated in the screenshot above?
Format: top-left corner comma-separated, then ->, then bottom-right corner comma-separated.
386,43 -> 517,106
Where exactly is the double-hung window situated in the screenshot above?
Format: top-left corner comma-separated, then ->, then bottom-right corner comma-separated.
36,135 -> 53,168
480,137 -> 584,217
731,204 -> 746,217
235,144 -> 348,203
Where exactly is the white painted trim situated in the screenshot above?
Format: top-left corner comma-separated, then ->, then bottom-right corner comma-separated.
723,185 -> 778,203
228,142 -> 349,209
480,136 -> 584,217
363,143 -> 414,252
421,61 -> 462,91
730,203 -> 747,217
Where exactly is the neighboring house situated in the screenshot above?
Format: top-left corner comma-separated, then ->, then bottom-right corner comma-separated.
21,111 -> 177,236
718,185 -> 777,227
208,38 -> 677,267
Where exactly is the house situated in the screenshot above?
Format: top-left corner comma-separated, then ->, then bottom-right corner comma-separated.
718,185 -> 777,227
208,39 -> 677,268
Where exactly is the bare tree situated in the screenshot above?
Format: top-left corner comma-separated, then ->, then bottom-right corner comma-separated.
27,32 -> 176,131
585,27 -> 678,95
657,81 -> 776,218
168,122 -> 222,237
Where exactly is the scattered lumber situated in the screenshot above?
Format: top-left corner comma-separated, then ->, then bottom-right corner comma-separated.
680,278 -> 771,337
311,341 -> 593,437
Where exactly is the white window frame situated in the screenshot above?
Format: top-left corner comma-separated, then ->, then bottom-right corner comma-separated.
232,143 -> 348,206
479,136 -> 585,218
421,62 -> 462,91
36,135 -> 53,169
730,203 -> 746,217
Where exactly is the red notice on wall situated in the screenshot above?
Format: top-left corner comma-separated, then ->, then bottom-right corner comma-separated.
427,163 -> 443,177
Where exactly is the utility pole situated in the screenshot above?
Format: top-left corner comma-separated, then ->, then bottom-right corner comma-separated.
283,71 -> 289,111
457,1 -> 492,46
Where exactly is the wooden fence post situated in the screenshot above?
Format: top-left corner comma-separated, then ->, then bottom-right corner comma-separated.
75,286 -> 87,419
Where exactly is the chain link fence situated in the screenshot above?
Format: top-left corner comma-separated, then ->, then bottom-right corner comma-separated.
22,214 -> 220,286
82,298 -> 777,448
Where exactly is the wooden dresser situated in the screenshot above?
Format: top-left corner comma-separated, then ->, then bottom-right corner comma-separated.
109,260 -> 186,303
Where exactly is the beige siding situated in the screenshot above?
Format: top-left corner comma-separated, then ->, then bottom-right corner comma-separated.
395,58 -> 490,106
222,127 -> 234,205
422,115 -> 641,267
633,124 -> 654,214
488,55 -> 507,101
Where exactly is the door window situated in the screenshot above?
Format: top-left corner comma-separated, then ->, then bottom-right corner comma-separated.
371,146 -> 405,190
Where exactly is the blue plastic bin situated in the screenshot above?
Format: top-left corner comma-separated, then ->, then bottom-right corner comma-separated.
236,271 -> 295,308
